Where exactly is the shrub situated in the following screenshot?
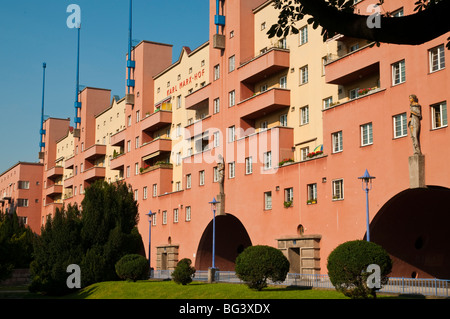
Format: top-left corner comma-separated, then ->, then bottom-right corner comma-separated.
235,245 -> 290,291
115,254 -> 149,282
171,258 -> 196,285
327,240 -> 392,299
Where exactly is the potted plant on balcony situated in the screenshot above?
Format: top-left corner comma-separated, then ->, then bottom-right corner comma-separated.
284,201 -> 293,208
307,198 -> 317,205
279,158 -> 294,166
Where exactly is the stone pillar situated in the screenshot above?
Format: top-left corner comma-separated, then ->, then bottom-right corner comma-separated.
409,154 -> 426,188
216,193 -> 225,216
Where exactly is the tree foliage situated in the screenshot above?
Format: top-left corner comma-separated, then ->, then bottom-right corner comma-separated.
171,258 -> 196,285
0,209 -> 35,282
235,245 -> 290,291
115,254 -> 149,282
29,181 -> 144,295
268,0 -> 450,49
327,240 -> 392,299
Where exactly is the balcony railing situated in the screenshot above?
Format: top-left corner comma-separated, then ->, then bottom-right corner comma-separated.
83,166 -> 106,182
140,162 -> 173,175
84,144 -> 107,161
141,110 -> 172,133
46,166 -> 64,179
141,138 -> 172,161
237,88 -> 290,120
45,184 -> 63,196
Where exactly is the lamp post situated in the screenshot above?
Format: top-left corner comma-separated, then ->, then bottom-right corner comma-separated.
208,197 -> 219,283
358,169 -> 375,242
146,210 -> 156,278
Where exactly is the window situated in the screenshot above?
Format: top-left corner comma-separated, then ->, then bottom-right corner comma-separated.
135,163 -> 139,175
431,101 -> 448,129
264,151 -> 272,170
134,189 -> 138,201
307,184 -> 317,203
280,114 -> 288,127
280,76 -> 287,89
332,179 -> 344,200
136,110 -> 140,122
228,162 -> 235,179
321,56 -> 328,76
260,121 -> 268,130
213,167 -> 219,182
17,199 -> 29,207
127,140 -> 131,152
285,187 -> 294,203
261,22 -> 266,30
429,44 -> 445,73
300,65 -> 309,84
162,211 -> 167,225
214,98 -> 220,114
176,124 -> 181,137
230,31 -> 234,38
186,174 -> 192,189
301,106 -> 309,125
361,123 -> 373,146
392,60 -> 406,85
301,147 -> 309,161
229,55 -> 235,72
177,95 -> 182,109
135,136 -> 139,148
152,214 -> 157,226
260,84 -> 267,92
264,191 -> 272,210
199,170 -> 205,185
278,37 -> 287,49
18,181 -> 30,189
213,131 -> 220,148
349,88 -> 359,100
176,152 -> 182,166
128,115 -> 131,126
228,126 -> 235,143
214,64 -> 220,80
153,184 -> 157,197
299,26 -> 308,45
332,131 -> 343,153
350,43 -> 359,52
393,113 -> 408,138
245,157 -> 253,174
143,186 -> 148,199
174,209 -> 179,223
229,90 -> 235,107
186,206 -> 191,221
176,181 -> 181,191
392,8 -> 404,17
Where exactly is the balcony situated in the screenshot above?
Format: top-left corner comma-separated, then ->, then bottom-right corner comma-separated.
83,166 -> 106,182
46,166 -> 64,179
140,162 -> 173,175
140,138 -> 172,162
110,153 -> 126,170
64,176 -> 74,188
141,110 -> 172,133
239,48 -> 290,85
185,115 -> 212,140
65,155 -> 75,169
325,43 -> 380,85
185,84 -> 210,110
238,88 -> 290,120
84,144 -> 107,161
111,129 -> 126,147
45,184 -> 63,196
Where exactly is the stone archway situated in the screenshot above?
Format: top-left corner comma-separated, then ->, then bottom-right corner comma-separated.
369,186 -> 450,279
195,214 -> 252,271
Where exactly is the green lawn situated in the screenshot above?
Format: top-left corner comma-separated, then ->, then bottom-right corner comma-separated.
66,280 -> 349,299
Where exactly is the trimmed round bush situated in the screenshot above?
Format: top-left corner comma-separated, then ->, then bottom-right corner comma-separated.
172,258 -> 196,285
115,254 -> 149,282
327,240 -> 392,299
235,245 -> 290,291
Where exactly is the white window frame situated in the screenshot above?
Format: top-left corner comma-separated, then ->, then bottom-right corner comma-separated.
214,64 -> 220,81
280,76 -> 287,89
213,167 -> 219,182
186,206 -> 191,221
229,90 -> 235,107
173,209 -> 179,223
332,131 -> 343,153
301,147 -> 309,161
214,98 -> 220,114
392,60 -> 406,85
300,65 -> 308,84
162,211 -> 167,225
431,101 -> 448,129
361,123 -> 373,146
199,170 -> 205,186
143,186 -> 148,199
332,179 -> 344,201
213,131 -> 220,148
186,174 -> 192,189
228,126 -> 235,143
264,191 -> 272,210
229,55 -> 235,72
307,183 -> 317,202
299,26 -> 308,45
280,114 -> 288,127
301,106 -> 309,125
153,184 -> 157,197
264,151 -> 272,170
429,44 -> 445,73
393,113 -> 407,138
285,187 -> 294,203
245,157 -> 253,174
228,162 -> 235,179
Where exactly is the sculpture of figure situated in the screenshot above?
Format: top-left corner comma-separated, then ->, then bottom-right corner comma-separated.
408,94 -> 422,155
217,154 -> 225,195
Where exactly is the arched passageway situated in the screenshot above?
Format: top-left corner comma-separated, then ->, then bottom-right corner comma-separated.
195,214 -> 252,271
369,186 -> 450,279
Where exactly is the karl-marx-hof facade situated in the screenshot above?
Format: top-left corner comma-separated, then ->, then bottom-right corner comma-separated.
1,0 -> 449,279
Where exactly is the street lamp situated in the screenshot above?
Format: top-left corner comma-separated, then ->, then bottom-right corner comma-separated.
146,210 -> 156,277
358,169 -> 375,242
208,197 -> 220,283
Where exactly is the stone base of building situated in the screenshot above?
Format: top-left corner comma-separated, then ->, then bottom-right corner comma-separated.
277,235 -> 321,275
156,245 -> 179,270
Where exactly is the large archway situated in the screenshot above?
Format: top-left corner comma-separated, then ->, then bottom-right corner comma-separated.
195,214 -> 252,271
369,186 -> 450,279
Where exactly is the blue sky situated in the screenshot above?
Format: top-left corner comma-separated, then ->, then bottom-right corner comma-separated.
0,0 -> 210,173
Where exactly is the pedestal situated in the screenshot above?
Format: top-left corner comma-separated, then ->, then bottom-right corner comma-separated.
208,267 -> 218,283
217,193 -> 225,216
409,154 -> 426,188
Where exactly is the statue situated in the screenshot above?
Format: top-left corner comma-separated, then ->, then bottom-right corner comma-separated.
217,154 -> 225,195
408,94 -> 422,155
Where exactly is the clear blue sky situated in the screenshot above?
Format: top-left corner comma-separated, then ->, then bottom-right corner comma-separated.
0,0 -> 210,173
